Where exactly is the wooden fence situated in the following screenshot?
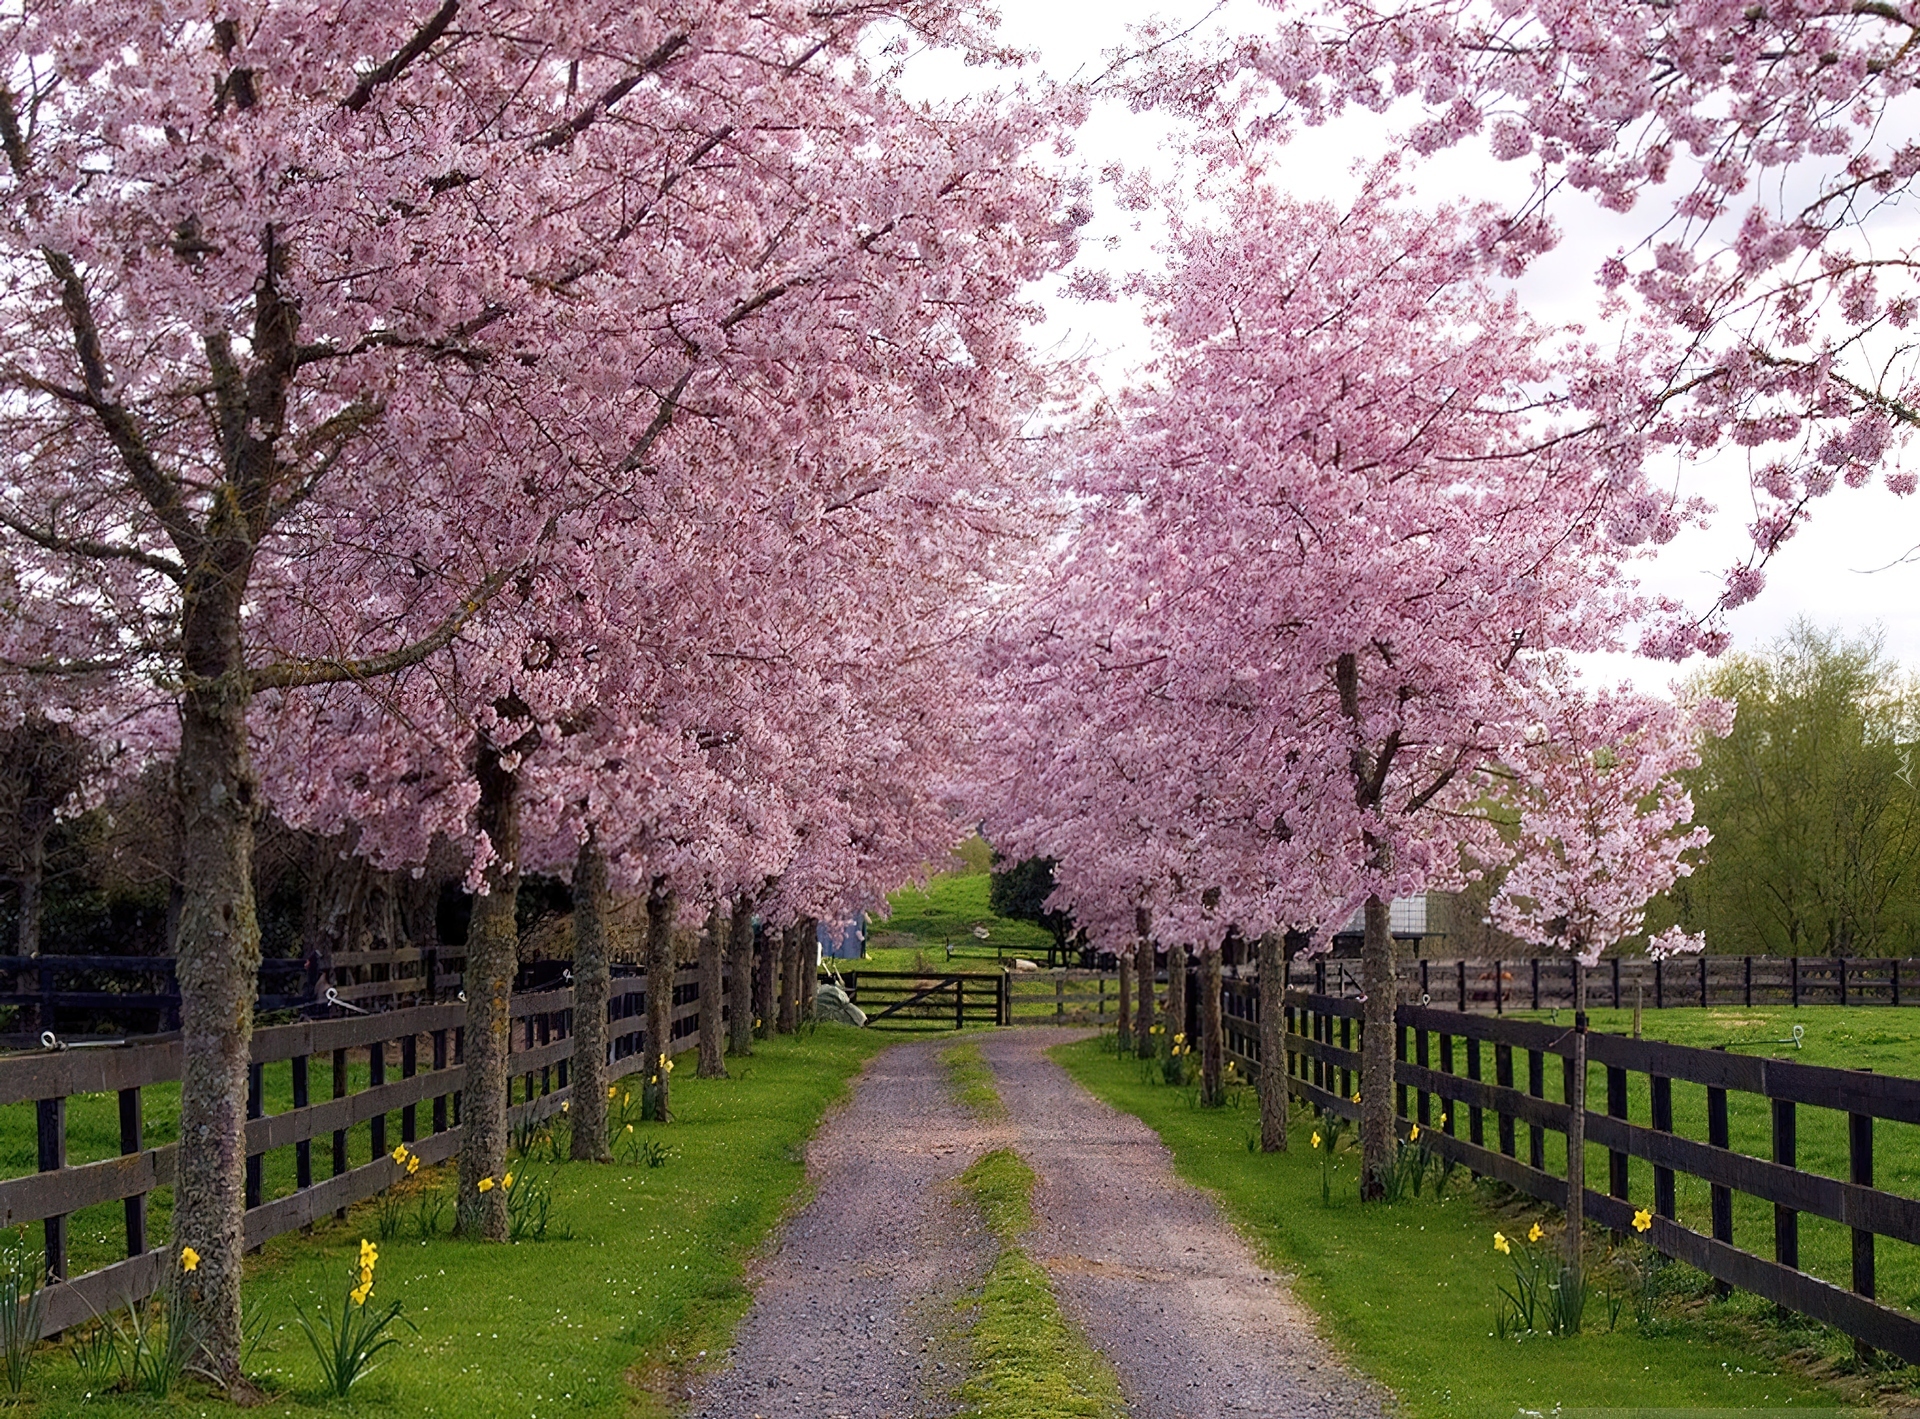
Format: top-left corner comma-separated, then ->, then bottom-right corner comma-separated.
0,946 -> 471,1038
1289,953 -> 1920,1011
1004,970 -> 1119,1025
1219,981 -> 1920,1361
0,964 -> 715,1339
838,970 -> 1007,1030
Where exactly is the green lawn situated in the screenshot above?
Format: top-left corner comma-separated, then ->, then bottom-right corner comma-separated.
15,1026 -> 889,1417
1055,1032 -> 1888,1419
864,869 -> 1055,969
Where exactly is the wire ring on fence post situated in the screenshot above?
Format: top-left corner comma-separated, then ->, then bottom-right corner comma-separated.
324,987 -> 371,1016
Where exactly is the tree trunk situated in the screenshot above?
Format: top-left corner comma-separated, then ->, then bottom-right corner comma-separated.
1566,959 -> 1588,1268
1258,932 -> 1288,1151
645,881 -> 676,1120
170,579 -> 262,1380
1359,894 -> 1396,1200
697,902 -> 726,1078
1134,909 -> 1156,1059
568,836 -> 610,1163
754,916 -> 775,1040
798,918 -> 816,1022
1167,946 -> 1188,1050
727,896 -> 754,1057
1116,947 -> 1133,1051
14,825 -> 44,959
777,922 -> 800,1033
1199,946 -> 1225,1105
457,745 -> 520,1240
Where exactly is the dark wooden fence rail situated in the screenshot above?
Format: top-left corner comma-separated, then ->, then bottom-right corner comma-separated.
0,964 -> 718,1339
0,947 -> 475,1037
1288,954 -> 1920,1011
1219,981 -> 1920,1362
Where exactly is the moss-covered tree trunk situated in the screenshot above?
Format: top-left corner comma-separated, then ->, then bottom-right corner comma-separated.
1167,946 -> 1188,1051
457,742 -> 521,1239
171,568 -> 260,1378
727,895 -> 754,1057
777,922 -> 800,1033
754,914 -> 775,1040
1358,893 -> 1396,1201
697,901 -> 726,1078
1133,908 -> 1156,1058
1116,947 -> 1133,1051
568,835 -> 610,1162
1199,947 -> 1225,1105
645,880 -> 676,1119
1258,932 -> 1288,1150
798,918 -> 817,1022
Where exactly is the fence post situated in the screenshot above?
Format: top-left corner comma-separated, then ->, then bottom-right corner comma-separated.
1416,1026 -> 1431,1127
245,1062 -> 264,1217
292,1055 -> 312,1193
1773,1097 -> 1799,1316
1340,1015 -> 1353,1098
1896,959 -> 1903,1008
118,1086 -> 146,1257
1612,957 -> 1621,1009
1527,1049 -> 1546,1169
1056,975 -> 1065,1019
1395,1020 -> 1409,1120
1532,958 -> 1541,1010
369,1039 -> 387,1158
1650,1074 -> 1675,1219
1708,1073 -> 1733,1295
432,1029 -> 449,1133
1791,955 -> 1799,1008
1564,1015 -> 1587,1270
1700,955 -> 1709,1008
36,1096 -> 65,1280
1421,959 -> 1430,1001
1655,959 -> 1664,1009
1839,957 -> 1848,1007
1850,1082 -> 1876,1361
1458,960 -> 1468,1012
1607,1065 -> 1629,1238
954,978 -> 964,1031
1493,1043 -> 1513,1156
332,1046 -> 349,1220
1493,960 -> 1503,1015
1745,956 -> 1753,1008
401,1033 -> 418,1144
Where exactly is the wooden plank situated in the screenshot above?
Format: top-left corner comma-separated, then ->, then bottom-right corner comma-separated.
242,1126 -> 462,1246
1584,1112 -> 1920,1242
251,1004 -> 463,1065
247,1067 -> 463,1154
0,1146 -> 176,1229
1395,1060 -> 1571,1135
0,1038 -> 182,1105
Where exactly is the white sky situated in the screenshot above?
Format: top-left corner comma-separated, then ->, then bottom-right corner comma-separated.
931,1 -> 1920,690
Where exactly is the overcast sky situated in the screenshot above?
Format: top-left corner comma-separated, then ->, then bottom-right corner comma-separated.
930,1 -> 1920,690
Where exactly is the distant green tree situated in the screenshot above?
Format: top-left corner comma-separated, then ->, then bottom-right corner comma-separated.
1662,622 -> 1920,956
989,855 -> 1074,963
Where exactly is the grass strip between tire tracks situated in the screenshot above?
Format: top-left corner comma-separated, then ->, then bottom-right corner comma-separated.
940,1041 -> 1007,1120
955,1149 -> 1127,1419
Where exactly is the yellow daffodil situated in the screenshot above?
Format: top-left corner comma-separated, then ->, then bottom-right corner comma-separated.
624,1091 -> 632,1106
609,1085 -> 618,1099
1527,1222 -> 1543,1244
1351,1092 -> 1361,1105
1173,1033 -> 1186,1044
391,1144 -> 409,1165
561,1100 -> 570,1113
477,1176 -> 495,1193
1311,1132 -> 1322,1149
1437,1112 -> 1448,1126
359,1239 -> 378,1268
1493,1232 -> 1511,1255
179,1245 -> 199,1273
350,1281 -> 372,1307
1409,1124 -> 1420,1141
1632,1208 -> 1653,1233
406,1155 -> 420,1175
502,1172 -> 514,1190
624,1124 -> 634,1134
662,1058 -> 674,1073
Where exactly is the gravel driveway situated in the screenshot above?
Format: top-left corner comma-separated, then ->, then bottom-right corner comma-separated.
686,1029 -> 1388,1419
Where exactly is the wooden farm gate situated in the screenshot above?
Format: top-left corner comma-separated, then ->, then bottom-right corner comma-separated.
0,964 -> 721,1340
837,970 -> 1006,1030
1219,981 -> 1920,1362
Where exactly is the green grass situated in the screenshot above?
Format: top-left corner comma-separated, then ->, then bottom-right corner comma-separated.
1055,1033 -> 1884,1419
955,1150 -> 1126,1419
866,869 -> 1054,968
14,1026 -> 890,1417
940,1043 -> 1006,1120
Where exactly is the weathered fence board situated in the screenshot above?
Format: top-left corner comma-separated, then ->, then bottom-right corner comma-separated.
1216,978 -> 1920,1362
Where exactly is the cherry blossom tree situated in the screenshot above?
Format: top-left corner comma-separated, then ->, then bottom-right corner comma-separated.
0,0 -> 1082,1371
1136,0 -> 1920,642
